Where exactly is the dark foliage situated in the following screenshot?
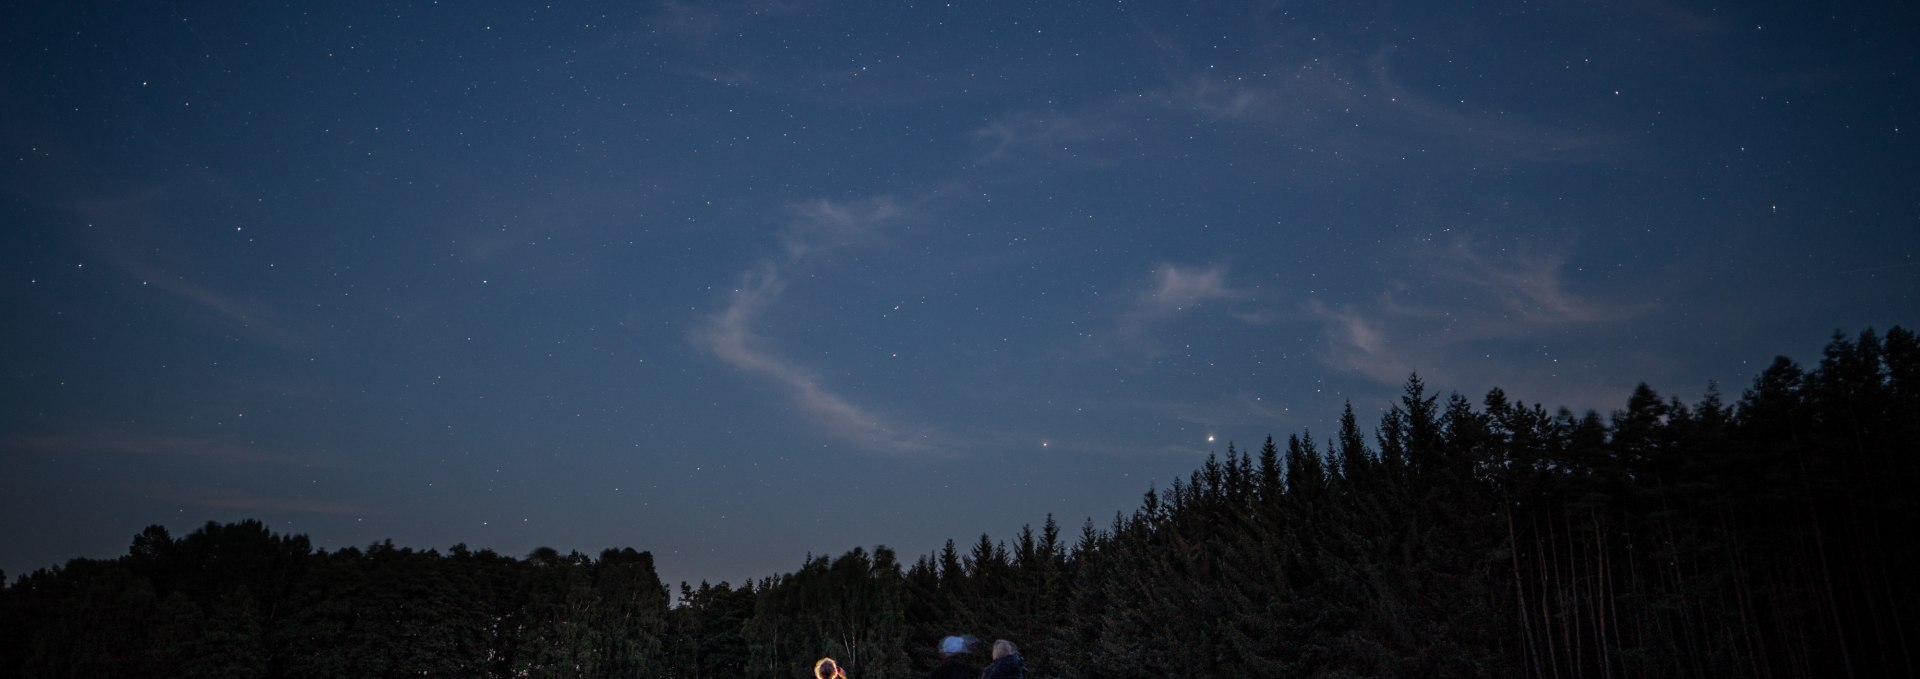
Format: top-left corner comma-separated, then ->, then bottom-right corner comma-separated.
2,328 -> 1913,678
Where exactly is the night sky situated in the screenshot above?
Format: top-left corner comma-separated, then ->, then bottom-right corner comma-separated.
4,1 -> 1915,592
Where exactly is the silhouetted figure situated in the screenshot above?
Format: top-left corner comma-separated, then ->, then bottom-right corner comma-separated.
814,657 -> 846,679
928,635 -> 978,679
982,639 -> 1025,679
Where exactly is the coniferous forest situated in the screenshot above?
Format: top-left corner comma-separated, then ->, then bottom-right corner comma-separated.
2,327 -> 1915,678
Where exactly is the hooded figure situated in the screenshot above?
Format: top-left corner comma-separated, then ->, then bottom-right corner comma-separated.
927,635 -> 978,679
982,639 -> 1025,679
814,658 -> 846,679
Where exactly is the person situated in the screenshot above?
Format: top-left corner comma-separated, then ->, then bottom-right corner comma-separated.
814,657 -> 846,679
981,639 -> 1024,679
928,635 -> 978,679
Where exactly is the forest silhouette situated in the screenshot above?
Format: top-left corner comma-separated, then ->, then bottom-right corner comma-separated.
2,327 -> 1914,678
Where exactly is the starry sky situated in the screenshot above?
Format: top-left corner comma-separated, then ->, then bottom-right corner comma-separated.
3,0 -> 1915,590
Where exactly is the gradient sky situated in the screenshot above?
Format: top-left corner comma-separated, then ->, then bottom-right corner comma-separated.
3,0 -> 1915,591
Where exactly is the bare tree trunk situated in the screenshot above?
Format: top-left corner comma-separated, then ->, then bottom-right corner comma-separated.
1538,516 -> 1562,679
1722,510 -> 1766,679
1566,518 -> 1584,679
1663,520 -> 1701,679
1592,510 -> 1614,679
1511,507 -> 1545,679
1879,552 -> 1915,677
1603,520 -> 1628,679
1625,532 -> 1647,679
1787,445 -> 1854,679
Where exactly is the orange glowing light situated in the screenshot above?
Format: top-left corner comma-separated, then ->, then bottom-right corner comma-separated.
814,657 -> 847,679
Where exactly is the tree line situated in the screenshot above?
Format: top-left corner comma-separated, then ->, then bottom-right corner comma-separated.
2,327 -> 1914,677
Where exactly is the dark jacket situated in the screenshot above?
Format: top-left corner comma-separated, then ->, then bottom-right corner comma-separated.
929,655 -> 978,679
982,653 -> 1025,679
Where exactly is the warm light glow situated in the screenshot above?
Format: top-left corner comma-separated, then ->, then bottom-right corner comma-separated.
815,657 -> 847,679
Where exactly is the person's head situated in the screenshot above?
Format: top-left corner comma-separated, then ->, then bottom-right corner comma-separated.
939,635 -> 968,657
993,639 -> 1018,660
813,657 -> 844,679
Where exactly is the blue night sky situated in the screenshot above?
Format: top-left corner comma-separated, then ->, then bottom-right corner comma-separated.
3,0 -> 1915,590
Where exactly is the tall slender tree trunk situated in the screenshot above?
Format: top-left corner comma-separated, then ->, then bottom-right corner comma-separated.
1805,503 -> 1854,679
1537,517 -> 1562,679
1663,520 -> 1701,679
1509,508 -> 1544,679
1721,511 -> 1766,679
1878,553 -> 1915,677
1592,511 -> 1614,679
1566,518 -> 1584,679
1625,531 -> 1647,679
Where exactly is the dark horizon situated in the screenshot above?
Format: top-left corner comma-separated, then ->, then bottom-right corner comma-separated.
0,328 -> 1894,590
5,326 -> 1914,676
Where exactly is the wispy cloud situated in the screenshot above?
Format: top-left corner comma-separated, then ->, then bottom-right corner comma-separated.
654,0 -> 729,41
779,197 -> 901,260
1139,263 -> 1243,316
1619,0 -> 1735,37
651,0 -> 813,43
114,256 -> 305,349
15,433 -> 331,468
1108,262 -> 1251,348
1424,240 -> 1628,327
1309,299 -> 1411,385
691,197 -> 940,455
1160,48 -> 1622,167
1364,50 -> 1620,164
970,113 -> 1121,163
1308,237 -> 1645,411
149,487 -> 370,516
65,182 -> 308,350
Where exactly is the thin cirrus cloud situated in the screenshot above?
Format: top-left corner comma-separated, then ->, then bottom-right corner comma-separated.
148,487 -> 370,516
651,0 -> 806,43
1161,47 -> 1621,167
1310,238 -> 1645,409
1115,262 -> 1248,338
1079,262 -> 1268,368
15,433 -> 332,468
690,197 -> 940,455
66,183 -> 309,351
112,255 -> 305,350
1422,240 -> 1630,327
1363,50 -> 1621,164
961,37 -> 1620,178
776,198 -> 901,260
1309,300 -> 1407,386
970,113 -> 1122,164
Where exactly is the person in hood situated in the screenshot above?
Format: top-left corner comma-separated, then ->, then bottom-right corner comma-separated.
982,639 -> 1024,679
814,657 -> 846,679
928,635 -> 978,679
